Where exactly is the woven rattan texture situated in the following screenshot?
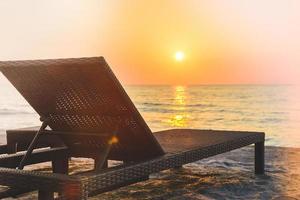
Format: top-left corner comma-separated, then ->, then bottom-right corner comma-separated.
0,132 -> 264,199
0,57 -> 164,161
80,133 -> 264,197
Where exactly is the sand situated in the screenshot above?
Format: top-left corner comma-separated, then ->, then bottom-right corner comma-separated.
2,146 -> 300,199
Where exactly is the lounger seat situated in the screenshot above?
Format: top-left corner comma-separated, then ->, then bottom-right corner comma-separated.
154,129 -> 263,153
77,129 -> 264,197
0,129 -> 263,199
0,57 -> 265,199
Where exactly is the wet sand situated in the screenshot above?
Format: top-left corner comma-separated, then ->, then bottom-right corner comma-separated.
3,146 -> 300,199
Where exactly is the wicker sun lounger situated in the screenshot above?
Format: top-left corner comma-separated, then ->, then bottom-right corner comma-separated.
0,57 -> 265,199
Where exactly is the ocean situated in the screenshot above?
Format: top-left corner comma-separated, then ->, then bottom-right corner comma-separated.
1,74 -> 300,199
2,73 -> 299,148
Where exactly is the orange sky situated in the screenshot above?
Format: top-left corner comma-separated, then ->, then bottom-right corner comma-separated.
0,0 -> 299,85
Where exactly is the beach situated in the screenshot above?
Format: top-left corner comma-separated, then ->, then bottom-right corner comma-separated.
2,146 -> 299,199
1,82 -> 300,199
1,0 -> 299,198
73,146 -> 300,199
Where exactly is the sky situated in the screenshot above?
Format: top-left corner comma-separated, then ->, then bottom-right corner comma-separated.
0,0 -> 299,85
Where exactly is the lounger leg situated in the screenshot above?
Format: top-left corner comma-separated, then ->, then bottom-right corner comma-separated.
52,157 -> 69,199
38,190 -> 54,200
94,158 -> 108,170
255,141 -> 264,174
52,157 -> 69,174
7,142 -> 17,154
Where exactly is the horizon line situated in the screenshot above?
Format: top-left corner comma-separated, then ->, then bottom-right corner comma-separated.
124,83 -> 299,86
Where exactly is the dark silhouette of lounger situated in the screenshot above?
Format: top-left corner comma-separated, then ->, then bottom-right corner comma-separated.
0,57 -> 265,199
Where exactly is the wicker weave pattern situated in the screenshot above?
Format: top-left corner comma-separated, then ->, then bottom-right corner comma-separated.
0,57 -> 265,199
0,57 -> 164,161
81,133 -> 264,195
0,133 -> 263,199
0,167 -> 80,190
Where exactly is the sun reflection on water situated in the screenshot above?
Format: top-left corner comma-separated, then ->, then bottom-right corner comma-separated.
174,86 -> 186,105
168,86 -> 189,127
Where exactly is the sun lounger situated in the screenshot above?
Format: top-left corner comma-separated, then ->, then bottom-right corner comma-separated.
0,57 -> 265,199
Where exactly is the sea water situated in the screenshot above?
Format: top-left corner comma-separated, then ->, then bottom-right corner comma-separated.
1,73 -> 300,199
2,73 -> 299,147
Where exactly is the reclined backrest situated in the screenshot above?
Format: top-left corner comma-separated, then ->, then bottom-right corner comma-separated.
0,57 -> 164,161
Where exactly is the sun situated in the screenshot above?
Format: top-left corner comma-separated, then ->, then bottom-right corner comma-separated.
174,51 -> 185,61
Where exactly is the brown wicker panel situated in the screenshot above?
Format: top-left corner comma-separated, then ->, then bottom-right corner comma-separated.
0,132 -> 264,199
0,167 -> 86,199
0,57 -> 164,161
80,133 -> 264,196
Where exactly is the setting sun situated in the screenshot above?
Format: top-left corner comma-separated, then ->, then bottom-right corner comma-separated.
175,51 -> 185,61
1,1 -> 300,199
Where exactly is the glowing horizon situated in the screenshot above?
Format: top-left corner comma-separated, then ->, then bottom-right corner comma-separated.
0,0 -> 299,85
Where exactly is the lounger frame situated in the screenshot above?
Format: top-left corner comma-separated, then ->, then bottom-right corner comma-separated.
0,130 -> 264,199
0,57 -> 265,199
